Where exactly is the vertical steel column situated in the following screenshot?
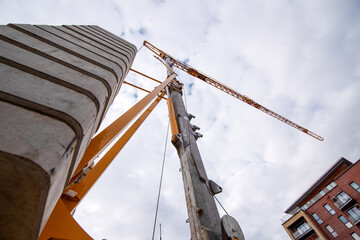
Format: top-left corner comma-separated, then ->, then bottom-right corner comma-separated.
166,72 -> 221,239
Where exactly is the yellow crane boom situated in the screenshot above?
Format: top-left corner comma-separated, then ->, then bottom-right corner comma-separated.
143,41 -> 323,141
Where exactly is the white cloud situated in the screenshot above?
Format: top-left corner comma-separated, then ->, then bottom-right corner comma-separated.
1,0 -> 359,239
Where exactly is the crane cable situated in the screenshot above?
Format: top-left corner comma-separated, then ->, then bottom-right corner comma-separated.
136,43 -> 144,53
151,119 -> 170,240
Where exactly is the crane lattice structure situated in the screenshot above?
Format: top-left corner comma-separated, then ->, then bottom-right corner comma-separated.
144,41 -> 323,142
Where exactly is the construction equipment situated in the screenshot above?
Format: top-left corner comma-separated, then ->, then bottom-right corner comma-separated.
1,22 -> 322,239
143,41 -> 324,142
40,40 -> 322,239
163,56 -> 244,240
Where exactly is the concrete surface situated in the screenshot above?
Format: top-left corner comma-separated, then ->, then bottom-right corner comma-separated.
0,24 -> 136,239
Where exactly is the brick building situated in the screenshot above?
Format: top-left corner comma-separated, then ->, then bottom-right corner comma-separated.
282,157 -> 360,240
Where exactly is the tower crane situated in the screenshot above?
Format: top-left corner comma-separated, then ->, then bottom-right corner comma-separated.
38,40 -> 323,240
143,41 -> 324,142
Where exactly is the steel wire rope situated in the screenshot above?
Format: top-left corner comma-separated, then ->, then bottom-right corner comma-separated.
206,185 -> 229,216
136,43 -> 144,53
151,119 -> 170,240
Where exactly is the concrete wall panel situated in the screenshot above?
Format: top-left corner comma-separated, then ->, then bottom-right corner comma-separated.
0,24 -> 136,239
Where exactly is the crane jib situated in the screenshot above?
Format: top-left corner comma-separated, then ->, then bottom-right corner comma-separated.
143,41 -> 324,141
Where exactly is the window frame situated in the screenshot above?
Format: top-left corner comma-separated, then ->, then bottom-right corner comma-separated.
351,232 -> 360,240
312,213 -> 323,224
338,215 -> 353,228
296,222 -> 311,235
325,224 -> 338,238
350,182 -> 360,193
335,191 -> 351,204
347,205 -> 360,222
324,203 -> 336,215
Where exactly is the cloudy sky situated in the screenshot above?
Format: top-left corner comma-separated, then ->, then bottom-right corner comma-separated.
1,0 -> 360,239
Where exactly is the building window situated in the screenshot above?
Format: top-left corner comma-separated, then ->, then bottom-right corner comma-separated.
351,232 -> 360,240
339,215 -> 353,228
324,204 -> 336,215
350,182 -> 360,193
325,225 -> 338,238
347,206 -> 360,222
296,222 -> 311,234
319,182 -> 337,196
312,213 -> 323,224
326,181 -> 337,190
300,204 -> 308,211
335,191 -> 351,204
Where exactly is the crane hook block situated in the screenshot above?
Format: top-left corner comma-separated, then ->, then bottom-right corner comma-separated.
221,215 -> 245,240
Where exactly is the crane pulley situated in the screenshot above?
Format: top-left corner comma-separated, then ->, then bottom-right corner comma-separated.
143,41 -> 324,141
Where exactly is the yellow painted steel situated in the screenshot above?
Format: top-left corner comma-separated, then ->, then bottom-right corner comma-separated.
130,68 -> 162,83
154,55 -> 175,74
167,84 -> 182,93
72,74 -> 176,178
63,92 -> 166,213
124,80 -> 151,93
124,81 -> 167,100
38,199 -> 92,240
40,90 -> 167,239
167,96 -> 179,139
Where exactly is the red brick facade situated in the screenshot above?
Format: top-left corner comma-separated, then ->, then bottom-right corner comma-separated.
307,159 -> 360,239
283,158 -> 360,240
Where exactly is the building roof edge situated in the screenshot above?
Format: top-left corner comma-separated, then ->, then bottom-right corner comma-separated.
284,157 -> 352,214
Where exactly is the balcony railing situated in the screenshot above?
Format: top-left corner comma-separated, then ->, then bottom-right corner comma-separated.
281,214 -> 293,223
284,182 -> 337,218
348,215 -> 360,225
333,196 -> 354,210
292,223 -> 313,240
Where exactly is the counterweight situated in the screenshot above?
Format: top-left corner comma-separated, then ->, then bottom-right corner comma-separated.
144,41 -> 324,141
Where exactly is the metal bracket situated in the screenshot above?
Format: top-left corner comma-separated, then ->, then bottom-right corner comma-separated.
209,180 -> 222,195
188,113 -> 195,120
221,215 -> 245,240
171,133 -> 182,145
190,124 -> 200,131
194,132 -> 203,140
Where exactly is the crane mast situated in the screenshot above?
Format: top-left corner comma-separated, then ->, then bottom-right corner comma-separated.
144,41 -> 324,142
164,58 -> 245,240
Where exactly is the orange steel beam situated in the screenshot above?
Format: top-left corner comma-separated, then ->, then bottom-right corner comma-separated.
167,84 -> 182,93
130,68 -> 162,84
71,73 -> 176,180
123,81 -> 167,100
170,79 -> 183,89
124,80 -> 151,93
62,92 -> 166,213
167,94 -> 179,139
154,56 -> 175,74
143,41 -> 324,141
38,199 -> 92,240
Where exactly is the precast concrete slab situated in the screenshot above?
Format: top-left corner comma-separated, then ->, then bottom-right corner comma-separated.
0,24 -> 136,240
